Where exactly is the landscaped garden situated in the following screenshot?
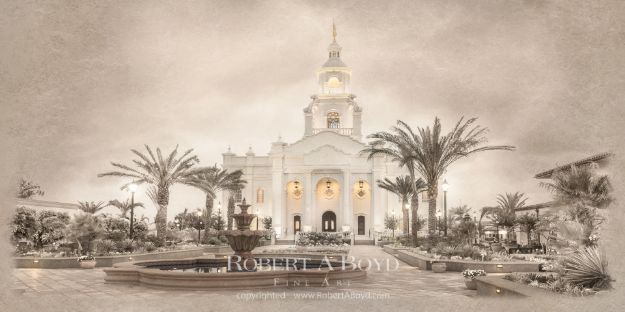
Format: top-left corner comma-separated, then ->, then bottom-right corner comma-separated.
365,118 -> 614,297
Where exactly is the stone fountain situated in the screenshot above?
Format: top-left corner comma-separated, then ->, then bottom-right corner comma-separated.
219,198 -> 264,271
104,197 -> 367,287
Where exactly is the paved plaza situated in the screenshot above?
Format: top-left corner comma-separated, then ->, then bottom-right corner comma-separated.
10,246 -> 474,301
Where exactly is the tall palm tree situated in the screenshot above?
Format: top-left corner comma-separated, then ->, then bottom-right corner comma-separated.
412,179 -> 428,238
226,196 -> 235,230
365,117 -> 514,235
182,165 -> 246,239
377,176 -> 413,234
98,145 -> 212,241
77,201 -> 107,214
540,165 -> 612,209
363,134 -> 426,245
107,199 -> 144,219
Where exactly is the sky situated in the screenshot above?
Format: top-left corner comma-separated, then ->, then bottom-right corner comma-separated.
2,0 -> 624,222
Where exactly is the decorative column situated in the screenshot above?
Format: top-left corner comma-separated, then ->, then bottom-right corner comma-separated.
371,156 -> 385,232
271,170 -> 283,237
303,172 -> 312,231
342,170 -> 352,231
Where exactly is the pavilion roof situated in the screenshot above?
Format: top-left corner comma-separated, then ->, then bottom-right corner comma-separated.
534,152 -> 613,179
515,201 -> 553,212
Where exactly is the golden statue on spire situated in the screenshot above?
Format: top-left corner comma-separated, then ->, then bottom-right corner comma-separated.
332,21 -> 337,41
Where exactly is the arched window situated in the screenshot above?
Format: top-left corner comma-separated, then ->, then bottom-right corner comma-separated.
256,188 -> 264,204
327,112 -> 340,129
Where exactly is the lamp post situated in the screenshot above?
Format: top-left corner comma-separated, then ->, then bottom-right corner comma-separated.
405,201 -> 410,234
217,202 -> 222,231
197,211 -> 202,246
436,210 -> 441,236
127,182 -> 138,240
392,209 -> 396,238
255,207 -> 260,230
473,215 -> 478,244
442,180 -> 449,237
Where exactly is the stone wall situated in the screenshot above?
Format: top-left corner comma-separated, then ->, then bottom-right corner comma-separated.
14,245 -> 233,269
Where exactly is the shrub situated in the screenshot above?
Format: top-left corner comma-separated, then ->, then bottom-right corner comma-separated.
13,208 -> 70,250
95,239 -> 116,255
462,269 -> 486,279
145,234 -> 163,247
206,237 -> 220,245
100,215 -> 129,241
561,247 -> 611,289
65,213 -> 104,255
143,242 -> 156,252
116,239 -> 134,253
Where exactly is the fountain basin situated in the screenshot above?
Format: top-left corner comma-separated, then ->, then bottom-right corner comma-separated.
103,256 -> 366,289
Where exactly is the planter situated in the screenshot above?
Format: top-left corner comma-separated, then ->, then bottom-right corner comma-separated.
464,278 -> 477,290
79,260 -> 96,269
432,262 -> 447,273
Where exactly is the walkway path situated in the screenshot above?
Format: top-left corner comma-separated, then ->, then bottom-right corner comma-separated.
8,245 -> 473,308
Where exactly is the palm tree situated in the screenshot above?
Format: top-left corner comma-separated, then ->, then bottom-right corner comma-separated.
77,201 -> 107,214
540,165 -> 612,209
181,165 -> 246,239
449,205 -> 472,223
478,206 -> 498,242
107,199 -> 144,219
490,192 -> 528,241
516,213 -> 539,245
412,179 -> 428,238
377,176 -> 413,235
17,178 -> 45,199
540,165 -> 611,246
98,145 -> 213,241
365,117 -> 514,235
226,196 -> 235,230
363,135 -> 426,245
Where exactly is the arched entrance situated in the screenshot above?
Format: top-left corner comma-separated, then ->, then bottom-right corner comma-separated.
293,215 -> 301,235
322,211 -> 336,232
357,215 -> 365,235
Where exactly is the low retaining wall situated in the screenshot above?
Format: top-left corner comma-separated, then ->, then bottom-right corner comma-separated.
392,250 -> 540,273
14,245 -> 233,269
475,276 -> 553,297
382,245 -> 408,255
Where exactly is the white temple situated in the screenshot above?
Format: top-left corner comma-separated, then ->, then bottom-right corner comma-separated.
222,25 -> 403,241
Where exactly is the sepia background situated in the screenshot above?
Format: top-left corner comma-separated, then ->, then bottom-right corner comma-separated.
1,0 -> 624,311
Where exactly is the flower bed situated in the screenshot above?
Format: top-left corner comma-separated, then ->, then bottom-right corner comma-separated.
295,232 -> 348,247
259,244 -> 349,255
394,249 -> 540,273
503,273 -> 598,296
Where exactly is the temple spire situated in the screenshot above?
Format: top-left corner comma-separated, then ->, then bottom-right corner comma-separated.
332,21 -> 337,42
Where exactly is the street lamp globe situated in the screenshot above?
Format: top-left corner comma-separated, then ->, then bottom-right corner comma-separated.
128,183 -> 138,193
442,179 -> 449,192
436,210 -> 441,218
